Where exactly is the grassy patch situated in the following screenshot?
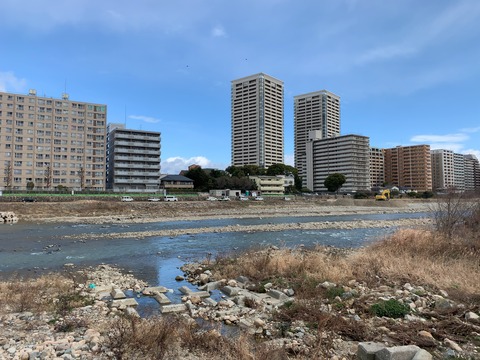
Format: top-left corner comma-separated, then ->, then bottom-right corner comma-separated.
370,299 -> 410,319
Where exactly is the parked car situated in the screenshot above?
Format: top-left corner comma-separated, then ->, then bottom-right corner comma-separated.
147,197 -> 161,202
284,196 -> 291,201
206,196 -> 218,201
163,195 -> 178,202
254,196 -> 264,201
121,196 -> 134,202
218,196 -> 230,201
238,196 -> 249,201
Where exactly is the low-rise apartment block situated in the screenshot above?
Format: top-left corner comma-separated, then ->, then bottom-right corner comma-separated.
249,175 -> 285,195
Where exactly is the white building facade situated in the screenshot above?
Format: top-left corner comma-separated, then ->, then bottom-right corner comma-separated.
231,73 -> 284,169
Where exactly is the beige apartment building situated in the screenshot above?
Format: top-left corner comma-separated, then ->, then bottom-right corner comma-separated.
249,175 -> 285,195
231,73 -> 284,168
384,145 -> 432,191
0,90 -> 106,191
369,147 -> 385,188
294,90 -> 340,182
305,132 -> 370,193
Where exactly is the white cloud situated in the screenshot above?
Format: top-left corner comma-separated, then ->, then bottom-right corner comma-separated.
284,154 -> 294,166
0,71 -> 27,92
460,126 -> 480,133
462,149 -> 480,160
211,25 -> 227,38
356,44 -> 416,65
411,133 -> 468,143
428,142 -> 465,153
161,156 -> 227,174
129,115 -> 161,124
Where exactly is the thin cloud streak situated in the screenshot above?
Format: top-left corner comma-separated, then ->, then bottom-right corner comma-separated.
129,115 -> 161,124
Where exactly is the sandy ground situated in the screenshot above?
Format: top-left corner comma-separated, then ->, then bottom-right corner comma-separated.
0,197 -> 433,224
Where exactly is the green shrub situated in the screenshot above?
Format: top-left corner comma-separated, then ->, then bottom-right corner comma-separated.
326,286 -> 345,299
370,299 -> 410,318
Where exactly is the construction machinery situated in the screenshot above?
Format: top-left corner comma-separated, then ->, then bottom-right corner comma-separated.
375,189 -> 391,201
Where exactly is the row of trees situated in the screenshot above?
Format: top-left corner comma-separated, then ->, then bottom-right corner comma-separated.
184,164 -> 303,192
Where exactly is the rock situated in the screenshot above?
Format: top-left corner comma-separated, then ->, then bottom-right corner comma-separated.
175,275 -> 185,281
465,311 -> 479,321
444,338 -> 462,352
284,288 -> 295,296
418,330 -> 434,340
319,281 -> 336,289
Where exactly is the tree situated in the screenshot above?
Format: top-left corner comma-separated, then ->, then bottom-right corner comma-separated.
26,181 -> 35,191
324,173 -> 346,193
184,167 -> 211,191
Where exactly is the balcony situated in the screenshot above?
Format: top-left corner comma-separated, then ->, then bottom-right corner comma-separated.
115,170 -> 160,177
114,134 -> 160,142
114,141 -> 160,148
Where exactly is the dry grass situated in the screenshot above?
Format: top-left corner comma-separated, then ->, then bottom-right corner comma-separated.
212,226 -> 479,301
103,314 -> 290,360
213,247 -> 353,295
0,273 -> 73,313
351,229 -> 480,296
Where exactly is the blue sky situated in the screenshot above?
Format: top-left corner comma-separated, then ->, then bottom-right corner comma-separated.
1,0 -> 479,174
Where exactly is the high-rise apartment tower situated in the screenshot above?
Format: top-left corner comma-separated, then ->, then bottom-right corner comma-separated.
231,73 -> 284,168
294,90 -> 340,181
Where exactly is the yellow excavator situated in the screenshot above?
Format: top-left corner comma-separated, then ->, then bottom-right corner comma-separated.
375,189 -> 391,201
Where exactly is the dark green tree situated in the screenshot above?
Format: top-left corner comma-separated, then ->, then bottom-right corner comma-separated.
26,181 -> 35,191
324,173 -> 346,193
185,167 -> 211,191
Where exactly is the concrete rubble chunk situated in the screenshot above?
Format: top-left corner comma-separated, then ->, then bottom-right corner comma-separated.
267,289 -> 288,301
179,286 -> 193,295
203,298 -> 217,307
111,298 -> 138,308
412,349 -> 432,360
375,345 -> 421,360
145,286 -> 168,294
357,342 -> 386,360
153,292 -> 171,305
221,286 -> 241,296
124,307 -> 140,317
160,304 -> 187,314
111,288 -> 126,299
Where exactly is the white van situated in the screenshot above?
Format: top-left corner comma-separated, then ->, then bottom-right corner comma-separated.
163,195 -> 178,202
121,196 -> 134,202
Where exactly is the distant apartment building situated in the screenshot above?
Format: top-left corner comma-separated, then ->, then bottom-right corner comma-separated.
249,175 -> 285,195
0,90 -> 106,190
384,145 -> 432,191
305,132 -> 370,193
106,124 -> 161,192
430,149 -> 478,192
464,154 -> 480,191
294,90 -> 340,182
369,147 -> 385,188
431,149 -> 455,191
231,73 -> 284,168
